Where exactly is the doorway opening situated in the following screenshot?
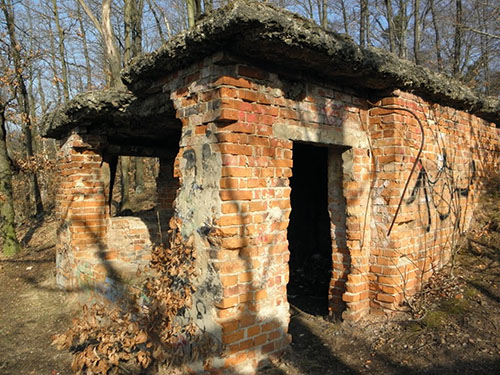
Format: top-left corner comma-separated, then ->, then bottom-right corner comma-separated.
287,142 -> 332,316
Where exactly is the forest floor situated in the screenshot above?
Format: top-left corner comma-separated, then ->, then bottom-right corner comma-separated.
1,187 -> 500,374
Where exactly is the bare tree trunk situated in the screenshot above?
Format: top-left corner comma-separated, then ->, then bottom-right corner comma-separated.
429,0 -> 443,70
147,0 -> 167,42
148,0 -> 172,40
340,0 -> 349,34
321,0 -> 327,28
37,73 -> 47,115
186,0 -> 201,27
0,99 -> 21,256
385,0 -> 396,52
453,0 -> 463,77
1,0 -> 43,216
204,0 -> 212,12
478,3 -> 490,94
47,20 -> 62,100
124,0 -> 133,63
102,0 -> 123,87
52,0 -> 70,102
413,0 -> 421,64
360,0 -> 368,47
398,0 -> 408,58
76,1 -> 93,89
77,0 -> 124,88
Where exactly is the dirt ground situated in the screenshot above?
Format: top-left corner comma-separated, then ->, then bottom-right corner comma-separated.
1,211 -> 499,374
0,217 -> 73,375
260,242 -> 500,375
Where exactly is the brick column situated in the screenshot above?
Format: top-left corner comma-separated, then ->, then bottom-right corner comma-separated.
327,149 -> 348,316
339,147 -> 372,320
368,97 -> 421,313
166,62 -> 292,373
55,132 -> 109,289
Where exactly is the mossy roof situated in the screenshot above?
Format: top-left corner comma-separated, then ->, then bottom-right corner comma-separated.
43,0 -> 499,138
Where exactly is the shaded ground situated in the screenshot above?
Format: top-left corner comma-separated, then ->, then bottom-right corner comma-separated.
260,243 -> 500,375
0,217 -> 74,375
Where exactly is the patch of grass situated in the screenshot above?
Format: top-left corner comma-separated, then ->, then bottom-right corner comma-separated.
418,298 -> 469,330
421,310 -> 448,329
464,286 -> 478,299
439,298 -> 468,315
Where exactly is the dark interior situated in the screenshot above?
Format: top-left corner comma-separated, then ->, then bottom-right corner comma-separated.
287,142 -> 332,316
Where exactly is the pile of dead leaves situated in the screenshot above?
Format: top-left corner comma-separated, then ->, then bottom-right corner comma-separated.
52,220 -> 218,374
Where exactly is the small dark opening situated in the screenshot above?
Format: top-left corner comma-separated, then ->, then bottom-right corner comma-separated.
287,142 -> 332,316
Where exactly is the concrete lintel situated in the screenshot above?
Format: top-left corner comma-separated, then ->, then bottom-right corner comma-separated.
273,122 -> 368,148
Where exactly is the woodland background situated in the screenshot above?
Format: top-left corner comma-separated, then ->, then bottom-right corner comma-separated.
0,0 -> 499,255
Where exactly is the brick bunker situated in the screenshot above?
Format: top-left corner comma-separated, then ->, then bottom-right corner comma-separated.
42,2 -> 500,373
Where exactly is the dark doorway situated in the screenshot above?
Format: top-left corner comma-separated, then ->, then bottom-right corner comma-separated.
287,142 -> 332,316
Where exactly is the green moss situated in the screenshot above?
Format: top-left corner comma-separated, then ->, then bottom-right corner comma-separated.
2,227 -> 20,257
464,287 -> 478,299
421,310 -> 448,329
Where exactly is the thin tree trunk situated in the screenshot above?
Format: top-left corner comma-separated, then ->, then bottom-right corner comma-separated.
429,0 -> 443,70
360,0 -> 368,47
124,0 -> 145,194
398,0 -> 408,58
340,0 -> 349,34
365,3 -> 370,45
321,0 -> 327,28
453,0 -> 463,77
124,0 -> 133,63
133,0 -> 144,56
101,0 -> 123,87
478,2 -> 490,94
47,20 -> 62,100
0,100 -> 21,256
77,0 -> 123,88
385,0 -> 396,53
135,158 -> 144,193
76,1 -> 93,89
147,0 -> 167,42
186,0 -> 201,27
204,0 -> 212,12
37,73 -> 47,115
52,0 -> 70,102
1,0 -> 43,216
413,0 -> 421,64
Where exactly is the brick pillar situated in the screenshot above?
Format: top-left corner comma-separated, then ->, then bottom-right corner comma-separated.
368,97 -> 419,313
55,133 -> 109,289
166,62 -> 292,373
327,148 -> 348,316
211,70 -> 292,371
339,147 -> 372,320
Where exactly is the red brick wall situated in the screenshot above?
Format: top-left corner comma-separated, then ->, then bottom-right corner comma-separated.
163,54 -> 376,371
55,134 -> 156,293
164,54 -> 498,373
367,91 -> 500,313
54,53 -> 500,374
